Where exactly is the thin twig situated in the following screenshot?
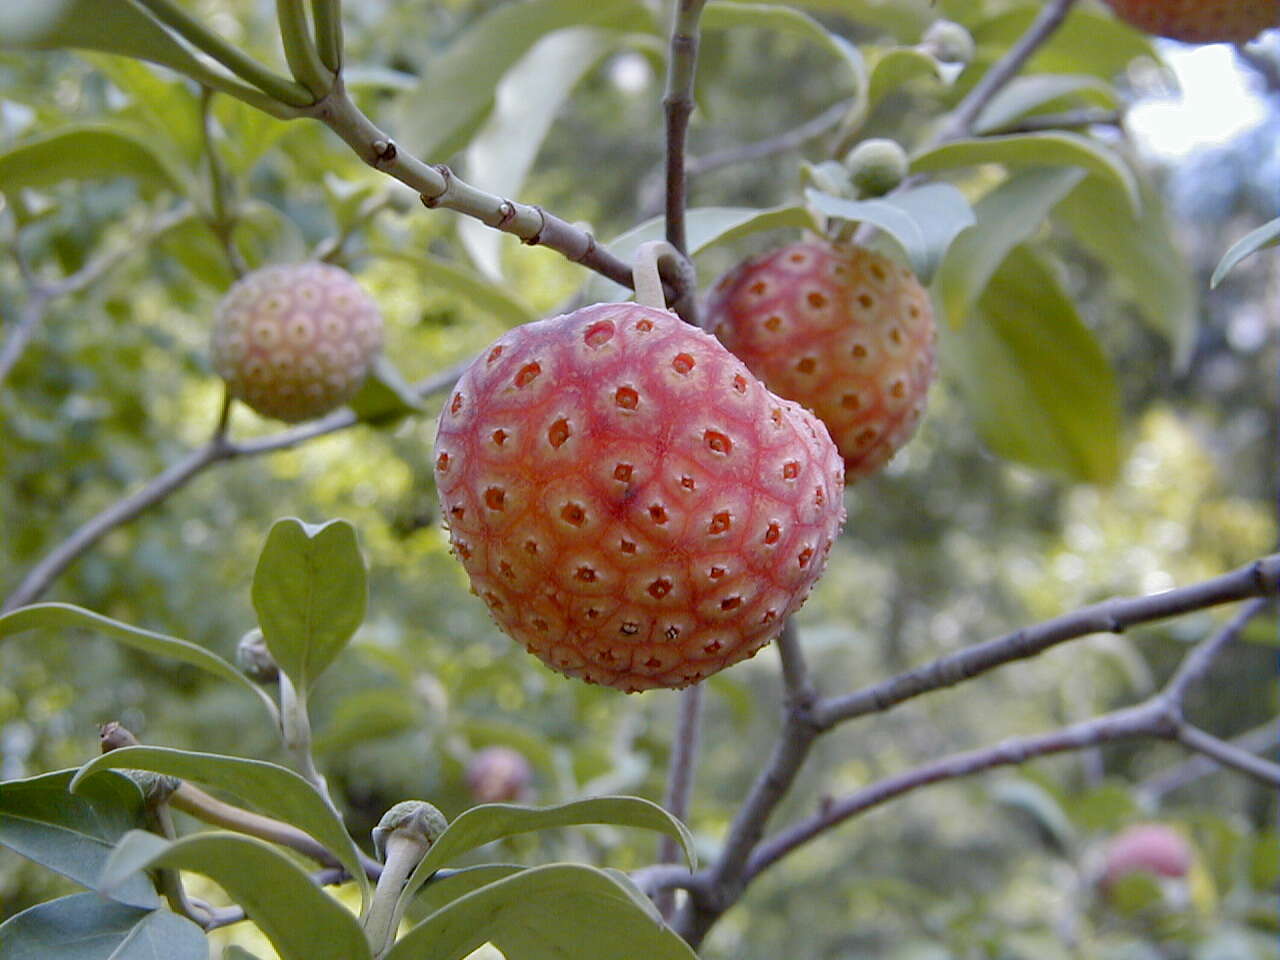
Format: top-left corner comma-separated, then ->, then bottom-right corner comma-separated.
656,683 -> 705,919
662,0 -> 709,260
200,89 -> 248,279
1164,597 -> 1269,702
814,556 -> 1280,730
1174,725 -> 1280,787
1,361 -> 466,612
1140,722 -> 1280,799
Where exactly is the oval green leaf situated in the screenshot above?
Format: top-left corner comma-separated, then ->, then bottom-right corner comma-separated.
386,863 -> 696,960
349,355 -> 426,427
973,74 -> 1118,135
867,46 -> 945,108
804,183 -> 975,284
0,893 -> 207,960
947,245 -> 1121,484
0,770 -> 156,909
912,132 -> 1138,213
0,126 -> 182,196
367,248 -> 537,326
101,831 -> 372,960
0,603 -> 277,722
1211,216 -> 1280,289
704,2 -> 865,94
251,518 -> 367,691
72,745 -> 370,908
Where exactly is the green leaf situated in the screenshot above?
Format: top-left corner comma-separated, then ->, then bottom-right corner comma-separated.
459,27 -> 623,279
991,778 -> 1076,855
867,47 -> 945,108
586,205 -> 815,302
947,245 -> 1121,484
703,3 -> 865,94
417,864 -> 526,916
0,1 -> 210,81
367,248 -> 536,326
804,183 -> 975,283
101,831 -> 372,960
973,74 -> 1118,135
934,166 -> 1085,327
223,950 -> 269,960
719,0 -> 934,39
971,5 -> 1158,81
402,796 -> 696,906
0,770 -> 156,910
71,745 -> 370,908
0,126 -> 182,196
1211,216 -> 1280,288
1057,175 -> 1196,366
349,355 -> 426,427
912,132 -> 1138,213
0,603 -> 277,721
313,688 -> 422,753
385,864 -> 696,960
0,893 -> 208,959
251,518 -> 367,691
395,0 -> 657,159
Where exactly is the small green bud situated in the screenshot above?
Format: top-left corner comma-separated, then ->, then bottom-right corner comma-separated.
372,800 -> 448,862
921,20 -> 975,65
125,769 -> 183,805
843,139 -> 909,197
236,629 -> 279,684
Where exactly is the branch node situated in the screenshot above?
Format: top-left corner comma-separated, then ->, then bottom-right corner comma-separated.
371,139 -> 397,166
495,200 -> 518,230
420,165 -> 453,208
522,206 -> 549,247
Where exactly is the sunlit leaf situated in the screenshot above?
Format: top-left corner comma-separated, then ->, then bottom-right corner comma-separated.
973,74 -> 1118,134
704,3 -> 865,93
0,893 -> 207,959
368,248 -> 537,325
102,831 -> 372,960
349,355 -> 426,427
867,46 -> 945,108
971,5 -> 1158,80
251,518 -> 367,691
0,126 -> 183,196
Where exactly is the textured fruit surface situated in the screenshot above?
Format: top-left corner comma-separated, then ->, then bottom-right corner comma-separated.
211,262 -> 383,423
706,242 -> 935,483
1105,0 -> 1278,42
467,746 -> 533,804
434,303 -> 845,693
1102,824 -> 1192,886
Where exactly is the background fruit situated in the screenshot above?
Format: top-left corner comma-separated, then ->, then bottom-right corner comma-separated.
434,303 -> 845,692
843,139 -> 909,198
706,242 -> 935,483
466,746 -> 534,804
1101,824 -> 1193,887
211,262 -> 383,423
1103,0 -> 1278,43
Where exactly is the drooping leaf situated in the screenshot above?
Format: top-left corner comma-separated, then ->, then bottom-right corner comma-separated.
0,603 -> 277,721
367,248 -> 537,326
947,245 -> 1121,484
973,74 -> 1118,135
586,205 -> 815,302
459,28 -> 623,279
385,864 -> 696,960
395,0 -> 657,160
251,518 -> 367,691
0,126 -> 183,196
416,864 -> 526,916
867,46 -> 945,108
1211,216 -> 1280,289
703,3 -> 865,94
970,5 -> 1158,80
402,796 -> 696,906
804,183 -> 975,283
72,746 -> 370,907
0,770 -> 156,910
0,893 -> 207,960
991,778 -> 1076,855
349,355 -> 426,427
912,132 -> 1138,212
101,831 -> 372,960
934,166 -> 1085,327
1057,175 -> 1196,366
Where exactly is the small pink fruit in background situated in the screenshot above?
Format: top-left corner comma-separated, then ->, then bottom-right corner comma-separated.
434,303 -> 845,692
706,242 -> 936,483
1103,0 -> 1278,44
467,746 -> 534,804
211,262 -> 383,423
1102,824 -> 1193,887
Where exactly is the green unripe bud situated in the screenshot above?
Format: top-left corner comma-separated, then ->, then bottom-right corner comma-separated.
236,628 -> 279,684
125,770 -> 183,805
372,800 -> 448,862
921,20 -> 975,65
843,139 -> 909,198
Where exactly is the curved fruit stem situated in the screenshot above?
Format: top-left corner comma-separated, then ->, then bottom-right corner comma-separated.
632,241 -> 697,318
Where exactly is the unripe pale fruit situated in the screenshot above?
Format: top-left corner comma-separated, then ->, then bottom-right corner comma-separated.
844,138 -> 909,198
1104,0 -> 1278,43
211,262 -> 383,423
434,303 -> 845,693
1102,824 -> 1192,887
921,19 -> 975,65
467,746 -> 533,804
706,242 -> 935,483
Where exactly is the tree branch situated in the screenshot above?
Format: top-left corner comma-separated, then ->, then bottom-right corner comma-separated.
814,556 -> 1280,730
1174,724 -> 1280,787
656,683 -> 705,918
1141,722 -> 1280,799
662,0 -> 709,260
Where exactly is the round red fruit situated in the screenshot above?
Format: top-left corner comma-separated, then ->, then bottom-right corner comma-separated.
1104,0 -> 1278,43
706,242 -> 935,483
466,746 -> 533,804
1102,824 -> 1193,887
434,304 -> 845,693
211,262 -> 383,423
